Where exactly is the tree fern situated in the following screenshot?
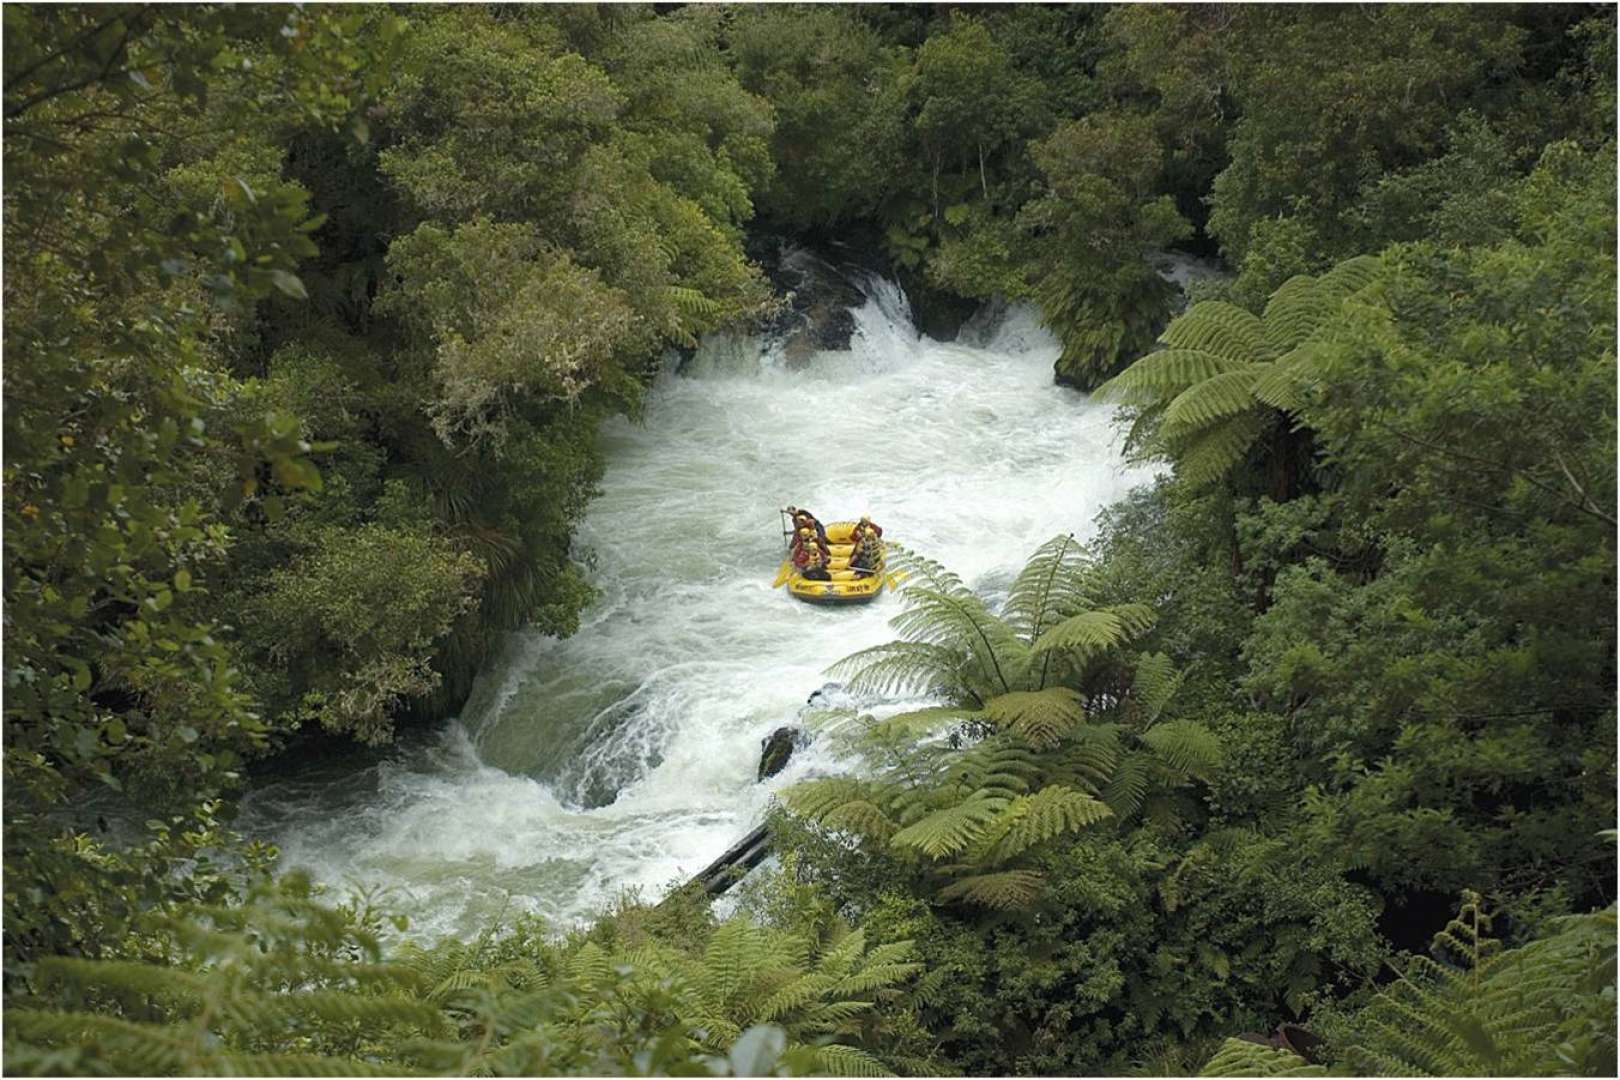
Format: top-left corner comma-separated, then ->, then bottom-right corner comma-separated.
812,1041 -> 896,1077
1127,652 -> 1184,726
781,542 -> 1204,909
1161,301 -> 1267,360
1095,254 -> 1383,489
1032,603 -> 1156,658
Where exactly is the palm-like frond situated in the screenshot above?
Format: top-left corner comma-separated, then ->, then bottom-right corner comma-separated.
1158,301 -> 1268,362
1032,603 -> 1156,658
1198,1039 -> 1325,1077
1127,653 -> 1183,727
1336,895 -> 1616,1077
934,870 -> 1047,910
828,641 -> 968,698
1171,413 -> 1270,489
1161,366 -> 1264,434
1094,347 -> 1248,405
1261,274 -> 1331,354
984,688 -> 1085,748
888,793 -> 1010,859
1001,533 -> 1090,644
813,1043 -> 896,1077
982,785 -> 1113,862
890,586 -> 1029,696
1141,720 -> 1223,777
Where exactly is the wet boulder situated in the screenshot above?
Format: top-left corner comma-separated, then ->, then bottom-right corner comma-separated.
758,726 -> 810,782
753,243 -> 865,367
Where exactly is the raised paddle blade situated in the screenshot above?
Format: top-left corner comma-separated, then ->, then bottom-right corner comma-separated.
885,569 -> 910,591
771,561 -> 792,588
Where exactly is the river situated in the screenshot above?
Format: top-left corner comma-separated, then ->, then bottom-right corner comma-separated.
240,274 -> 1163,942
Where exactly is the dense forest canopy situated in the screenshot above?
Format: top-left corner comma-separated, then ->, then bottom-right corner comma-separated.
2,2 -> 1615,1076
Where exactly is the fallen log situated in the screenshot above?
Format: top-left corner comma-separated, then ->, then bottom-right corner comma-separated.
660,824 -> 773,907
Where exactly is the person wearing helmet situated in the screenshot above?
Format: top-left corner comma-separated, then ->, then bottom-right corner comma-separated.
786,506 -> 828,544
800,537 -> 832,581
850,515 -> 884,577
792,526 -> 830,569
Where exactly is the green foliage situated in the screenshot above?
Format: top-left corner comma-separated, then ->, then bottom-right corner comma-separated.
1024,111 -> 1192,389
1198,1039 -> 1325,1077
1192,893 -> 1618,1078
1334,895 -> 1616,1076
240,523 -> 483,744
1206,5 -> 1531,265
1097,255 -> 1381,493
728,5 -> 907,231
5,874 -> 932,1078
786,540 -> 1224,911
1238,140 -> 1616,901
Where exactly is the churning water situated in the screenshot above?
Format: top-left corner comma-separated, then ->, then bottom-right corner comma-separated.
240,274 -> 1161,942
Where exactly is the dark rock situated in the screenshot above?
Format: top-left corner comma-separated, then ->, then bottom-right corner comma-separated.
750,242 -> 866,366
758,725 -> 810,782
895,265 -> 977,342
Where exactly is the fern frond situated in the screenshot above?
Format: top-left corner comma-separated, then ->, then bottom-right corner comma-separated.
935,870 -> 1047,910
879,544 -> 964,596
1249,349 -> 1318,413
1171,412 -> 1269,488
1127,653 -> 1183,727
1161,367 -> 1262,434
1260,274 -> 1328,353
1101,751 -> 1150,821
888,794 -> 1009,859
812,1042 -> 895,1077
816,929 -> 868,981
1313,254 -> 1381,301
567,941 -> 611,992
1198,1038 -> 1326,1077
986,786 -> 1113,861
820,800 -> 901,842
702,921 -> 766,1010
1050,724 -> 1121,793
1032,603 -> 1155,658
984,688 -> 1085,748
1142,720 -> 1223,777
861,707 -> 981,745
1158,301 -> 1267,362
890,587 -> 1028,696
757,974 -> 839,1022
1094,348 -> 1248,405
828,641 -> 967,698
784,777 -> 880,821
1001,533 -> 1091,643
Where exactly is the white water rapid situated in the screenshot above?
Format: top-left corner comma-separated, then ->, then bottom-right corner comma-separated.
241,275 -> 1161,941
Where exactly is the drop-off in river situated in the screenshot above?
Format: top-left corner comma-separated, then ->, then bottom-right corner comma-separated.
241,276 -> 1160,942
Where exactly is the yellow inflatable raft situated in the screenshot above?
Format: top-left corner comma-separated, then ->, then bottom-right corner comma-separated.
777,520 -> 886,606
